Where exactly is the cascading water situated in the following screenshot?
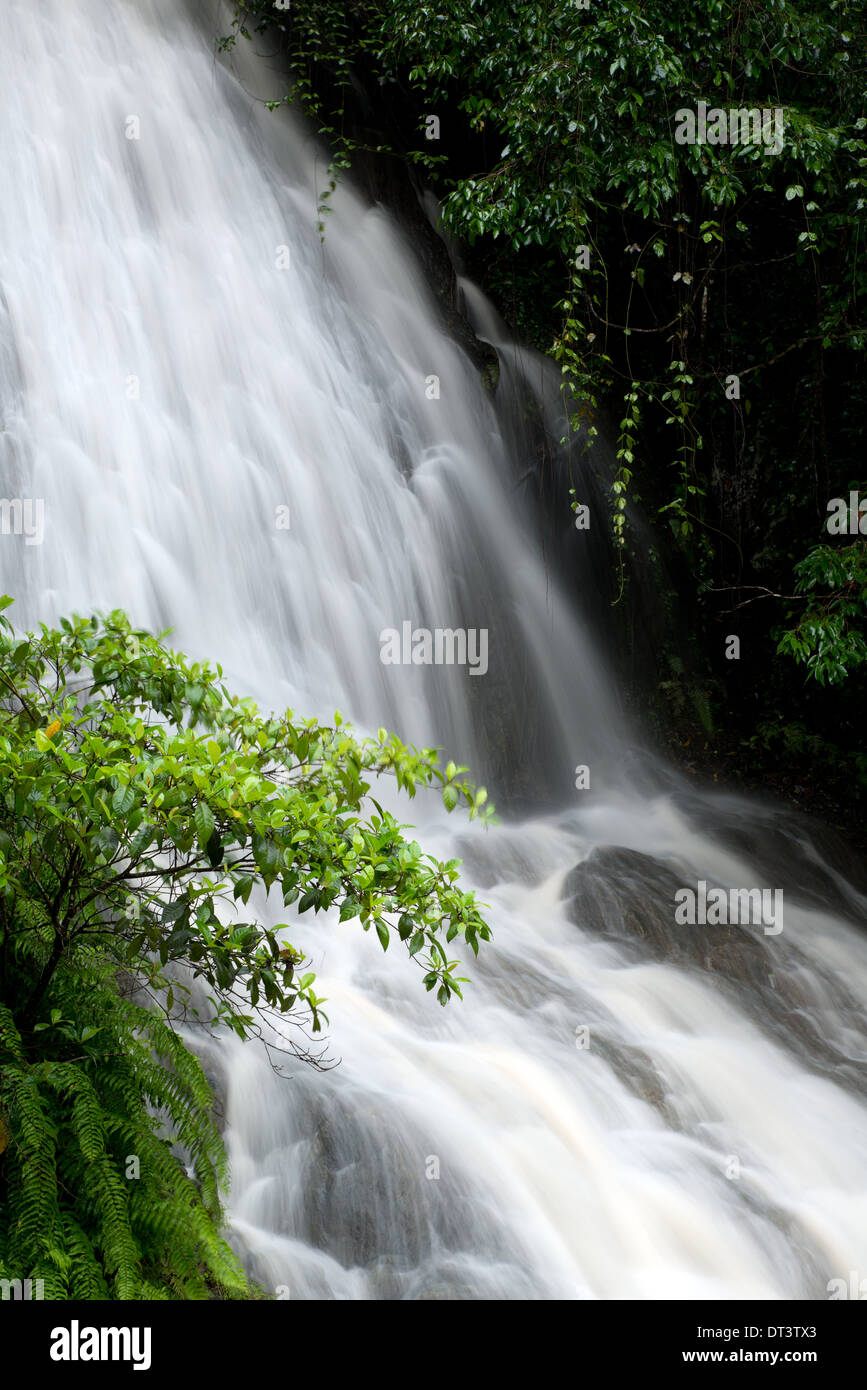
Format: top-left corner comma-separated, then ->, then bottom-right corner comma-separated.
2,0 -> 866,1300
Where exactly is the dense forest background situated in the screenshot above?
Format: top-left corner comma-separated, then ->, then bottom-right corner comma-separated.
224,0 -> 867,842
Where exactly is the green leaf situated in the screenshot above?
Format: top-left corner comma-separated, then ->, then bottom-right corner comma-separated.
233,875 -> 254,904
112,784 -> 135,816
193,800 -> 215,849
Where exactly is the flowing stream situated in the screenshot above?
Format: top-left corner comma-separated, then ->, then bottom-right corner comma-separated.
2,0 -> 866,1300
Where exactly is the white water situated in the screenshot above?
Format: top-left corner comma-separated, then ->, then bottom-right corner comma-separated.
2,0 -> 866,1299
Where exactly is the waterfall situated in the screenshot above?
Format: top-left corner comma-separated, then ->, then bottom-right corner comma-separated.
2,0 -> 866,1299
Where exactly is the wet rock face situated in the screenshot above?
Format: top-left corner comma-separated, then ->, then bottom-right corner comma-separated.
274,1091 -> 536,1290
560,845 -> 867,1094
561,845 -> 770,981
669,788 -> 867,918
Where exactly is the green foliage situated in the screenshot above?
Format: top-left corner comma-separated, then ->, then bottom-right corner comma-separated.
0,597 -> 493,1295
374,0 -> 865,559
776,541 -> 867,685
